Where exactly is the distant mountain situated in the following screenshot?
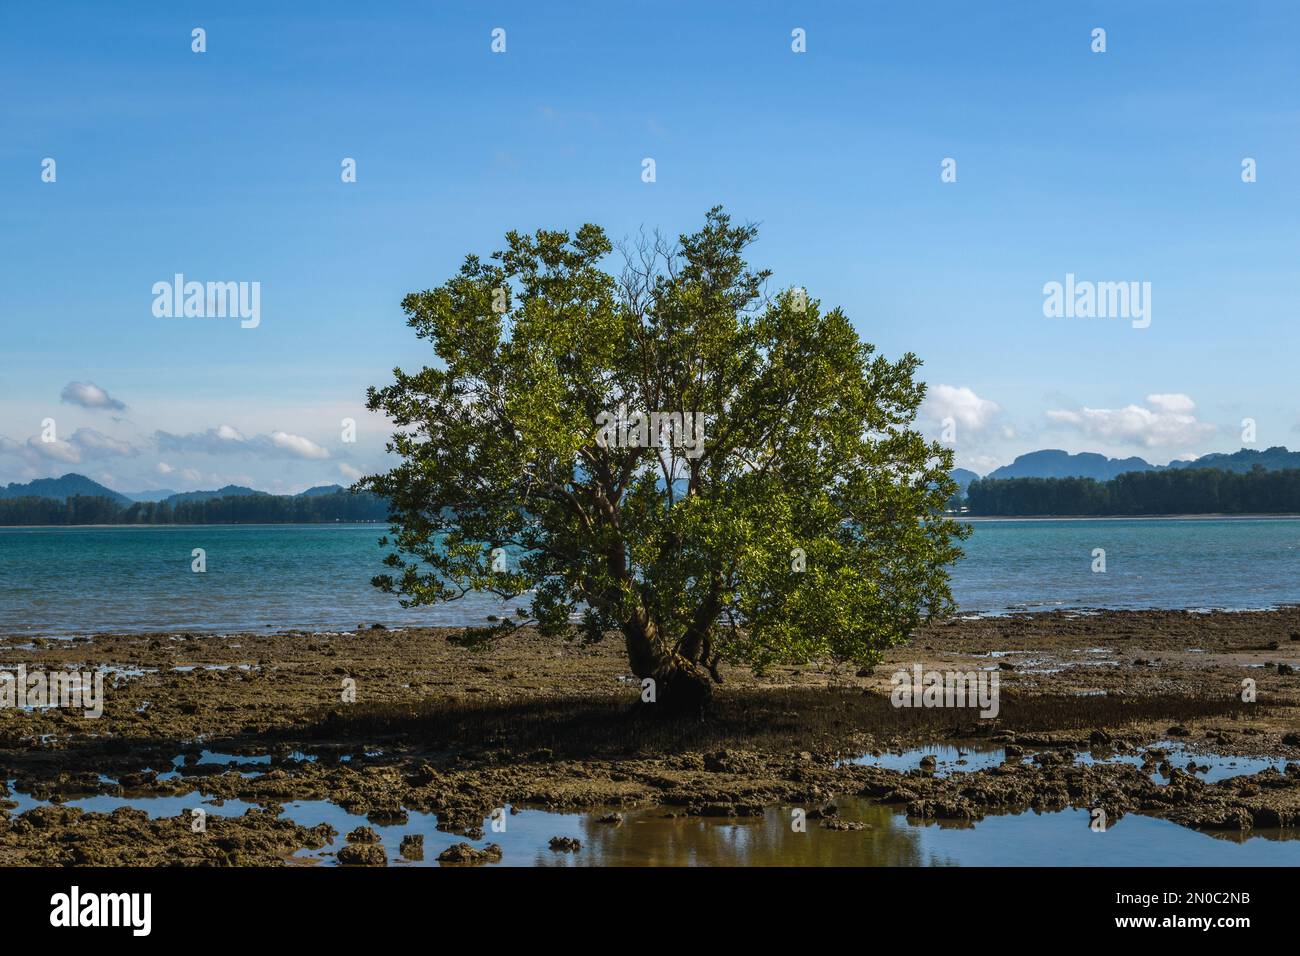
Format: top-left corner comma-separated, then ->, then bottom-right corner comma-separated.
0,474 -> 132,506
1166,446 -> 1300,474
298,484 -> 346,497
162,485 -> 267,505
979,446 -> 1300,484
121,489 -> 178,503
950,469 -> 980,495
986,450 -> 1156,482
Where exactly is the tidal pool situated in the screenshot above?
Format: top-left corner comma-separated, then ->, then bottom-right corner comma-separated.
284,797 -> 1300,867
850,743 -> 1293,785
8,745 -> 1299,866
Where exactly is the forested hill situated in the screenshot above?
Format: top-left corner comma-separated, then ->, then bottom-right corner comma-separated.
966,466 -> 1300,516
0,473 -> 132,506
0,489 -> 388,525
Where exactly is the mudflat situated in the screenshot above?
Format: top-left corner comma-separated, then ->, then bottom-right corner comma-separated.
1,608 -> 1298,865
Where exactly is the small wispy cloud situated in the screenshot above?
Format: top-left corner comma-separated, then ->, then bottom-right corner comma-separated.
26,436 -> 81,463
269,431 -> 329,460
155,425 -> 330,460
69,427 -> 139,459
60,381 -> 126,412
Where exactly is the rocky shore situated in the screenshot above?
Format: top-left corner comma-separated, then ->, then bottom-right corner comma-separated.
1,608 -> 1298,865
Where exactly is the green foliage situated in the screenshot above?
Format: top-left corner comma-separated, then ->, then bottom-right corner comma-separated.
966,465 -> 1300,515
362,208 -> 966,686
0,491 -> 387,525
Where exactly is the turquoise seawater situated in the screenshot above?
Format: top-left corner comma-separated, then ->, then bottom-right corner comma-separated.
1,517 -> 1298,635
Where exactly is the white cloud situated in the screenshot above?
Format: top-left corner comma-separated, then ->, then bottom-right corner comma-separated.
26,436 -> 81,463
60,381 -> 126,412
156,462 -> 174,475
70,427 -> 139,459
959,454 -> 1003,475
270,431 -> 329,460
1146,393 -> 1196,415
926,385 -> 1002,431
156,425 -> 328,459
337,462 -> 364,481
1046,393 -> 1216,448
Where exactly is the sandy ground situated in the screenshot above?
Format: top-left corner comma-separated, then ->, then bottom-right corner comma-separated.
0,608 -> 1297,864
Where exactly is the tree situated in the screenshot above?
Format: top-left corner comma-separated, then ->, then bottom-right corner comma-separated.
360,208 -> 967,710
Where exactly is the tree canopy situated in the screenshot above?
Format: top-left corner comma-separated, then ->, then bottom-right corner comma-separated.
361,208 -> 966,709
0,491 -> 386,526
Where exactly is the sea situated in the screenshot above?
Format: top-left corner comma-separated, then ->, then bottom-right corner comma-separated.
1,516 -> 1298,635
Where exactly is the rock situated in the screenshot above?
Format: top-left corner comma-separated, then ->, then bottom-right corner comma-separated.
907,797 -> 983,821
464,826 -> 485,840
403,762 -> 439,786
346,826 -> 380,843
998,661 -> 1016,671
1278,663 -> 1296,676
596,812 -> 624,825
337,843 -> 387,866
698,802 -> 763,817
437,842 -> 503,864
549,836 -> 582,852
855,667 -> 872,677
1281,733 -> 1300,747
881,787 -> 918,803
367,806 -> 408,826
399,834 -> 424,860
1173,805 -> 1252,831
919,754 -> 938,771
1166,725 -> 1191,737
703,749 -> 763,774
821,819 -> 868,831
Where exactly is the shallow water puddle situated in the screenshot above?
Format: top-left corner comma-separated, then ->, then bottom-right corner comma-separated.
156,750 -> 273,780
849,743 -> 1007,775
3,778 -> 258,819
5,782 -> 1298,865
7,743 -> 1299,865
848,742 -> 1293,785
294,797 -> 1300,866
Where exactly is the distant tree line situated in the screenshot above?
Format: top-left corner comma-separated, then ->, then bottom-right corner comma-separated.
965,466 -> 1300,516
0,491 -> 389,526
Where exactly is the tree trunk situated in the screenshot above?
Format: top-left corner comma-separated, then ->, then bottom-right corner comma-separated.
623,608 -> 713,714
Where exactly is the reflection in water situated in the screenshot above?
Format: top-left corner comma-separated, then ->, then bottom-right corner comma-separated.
288,796 -> 1300,867
8,779 -> 1299,866
570,802 -> 934,867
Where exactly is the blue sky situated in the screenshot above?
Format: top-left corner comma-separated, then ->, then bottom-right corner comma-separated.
2,1 -> 1297,491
